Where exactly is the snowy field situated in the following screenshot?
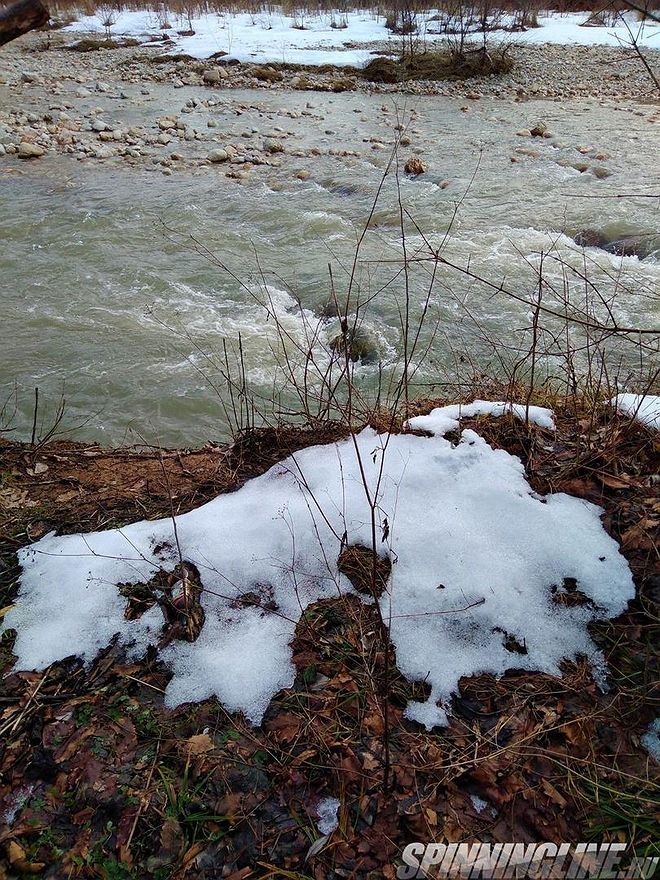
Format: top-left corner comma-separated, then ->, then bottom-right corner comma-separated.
63,8 -> 660,65
5,401 -> 644,729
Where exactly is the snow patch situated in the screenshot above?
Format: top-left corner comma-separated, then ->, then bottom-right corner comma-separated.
406,399 -> 556,434
3,403 -> 634,728
641,718 -> 660,762
316,796 -> 340,834
609,394 -> 660,430
470,794 -> 490,813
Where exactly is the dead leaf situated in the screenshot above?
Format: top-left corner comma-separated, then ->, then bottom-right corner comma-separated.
598,472 -> 633,490
26,462 -> 48,477
7,840 -> 46,874
160,818 -> 183,856
186,733 -> 214,755
541,778 -> 568,808
305,834 -> 330,862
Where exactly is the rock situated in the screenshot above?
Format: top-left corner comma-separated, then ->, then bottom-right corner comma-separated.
157,133 -> 172,145
91,119 -> 109,132
404,157 -> 427,175
330,327 -> 379,364
604,234 -> 657,259
296,169 -> 310,180
96,81 -> 111,93
18,142 -> 45,159
573,229 -> 658,259
76,87 -> 92,98
158,116 -> 178,130
399,135 -> 411,146
21,72 -> 43,84
591,166 -> 611,179
264,138 -> 284,154
467,91 -> 482,100
202,68 -> 227,84
0,144 -> 6,156
207,148 -> 229,163
530,122 -> 547,137
516,129 -> 532,137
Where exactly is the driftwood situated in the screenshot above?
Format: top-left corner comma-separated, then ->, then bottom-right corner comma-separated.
0,0 -> 49,47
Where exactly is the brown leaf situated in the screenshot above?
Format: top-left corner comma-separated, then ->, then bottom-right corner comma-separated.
186,733 -> 214,755
598,472 -> 633,490
541,778 -> 568,808
160,818 -> 183,856
7,840 -> 46,874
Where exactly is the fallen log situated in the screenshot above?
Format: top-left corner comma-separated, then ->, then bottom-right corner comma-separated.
0,0 -> 49,48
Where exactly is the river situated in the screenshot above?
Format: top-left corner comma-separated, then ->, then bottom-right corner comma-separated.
1,87 -> 658,445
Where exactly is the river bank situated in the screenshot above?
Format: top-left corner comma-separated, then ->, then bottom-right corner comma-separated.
1,393 -> 658,876
1,31 -> 658,172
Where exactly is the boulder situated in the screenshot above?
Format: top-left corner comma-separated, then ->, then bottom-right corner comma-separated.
404,157 -> 427,175
202,67 -> 227,84
17,141 -> 44,158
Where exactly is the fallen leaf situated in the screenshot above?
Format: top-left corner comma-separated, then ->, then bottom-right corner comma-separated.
7,840 -> 46,874
26,462 -> 48,476
186,733 -> 214,755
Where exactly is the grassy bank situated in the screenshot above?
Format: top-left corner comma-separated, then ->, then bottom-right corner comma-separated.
1,390 -> 658,878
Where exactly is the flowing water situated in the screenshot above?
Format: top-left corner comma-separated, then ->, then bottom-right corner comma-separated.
1,88 -> 658,445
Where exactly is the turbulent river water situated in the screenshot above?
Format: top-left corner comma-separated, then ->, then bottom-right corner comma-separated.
2,88 -> 658,445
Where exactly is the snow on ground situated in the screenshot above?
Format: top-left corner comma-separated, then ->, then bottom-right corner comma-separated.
63,8 -> 660,65
641,718 -> 660,762
406,399 -> 556,434
3,402 -> 634,728
609,394 -> 660,429
316,796 -> 341,834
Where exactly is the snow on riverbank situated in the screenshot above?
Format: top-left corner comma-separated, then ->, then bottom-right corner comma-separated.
4,403 -> 635,728
63,8 -> 660,65
610,394 -> 660,429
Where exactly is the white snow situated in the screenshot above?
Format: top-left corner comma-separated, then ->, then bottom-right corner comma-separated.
609,394 -> 660,430
641,718 -> 660,762
3,402 -> 634,728
406,399 -> 556,434
469,794 -> 490,813
316,796 -> 341,834
62,8 -> 660,65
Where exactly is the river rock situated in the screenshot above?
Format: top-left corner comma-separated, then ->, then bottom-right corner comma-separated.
18,142 -> 45,159
203,68 -> 227,84
404,157 -> 427,175
530,122 -> 547,137
330,327 -> 379,364
207,148 -> 229,162
264,138 -> 284,154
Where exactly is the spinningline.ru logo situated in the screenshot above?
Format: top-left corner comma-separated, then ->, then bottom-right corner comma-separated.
396,843 -> 659,879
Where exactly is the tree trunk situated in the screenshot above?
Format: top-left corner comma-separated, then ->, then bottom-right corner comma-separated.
0,0 -> 49,48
